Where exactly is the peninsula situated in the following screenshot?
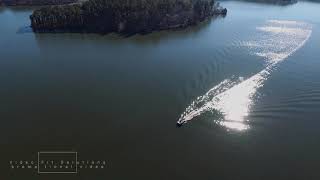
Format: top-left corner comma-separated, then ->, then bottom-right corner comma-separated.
30,0 -> 227,34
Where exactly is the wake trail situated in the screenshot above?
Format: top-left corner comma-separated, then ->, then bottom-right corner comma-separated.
178,20 -> 312,130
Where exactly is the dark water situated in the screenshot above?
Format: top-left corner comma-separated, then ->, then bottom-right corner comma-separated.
1,1 -> 320,179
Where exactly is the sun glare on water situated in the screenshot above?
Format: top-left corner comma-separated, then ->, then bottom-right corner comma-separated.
178,20 -> 312,131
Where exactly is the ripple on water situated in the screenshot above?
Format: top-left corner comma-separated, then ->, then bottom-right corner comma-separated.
178,20 -> 312,131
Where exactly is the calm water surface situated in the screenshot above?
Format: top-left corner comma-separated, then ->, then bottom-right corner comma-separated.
1,1 -> 320,179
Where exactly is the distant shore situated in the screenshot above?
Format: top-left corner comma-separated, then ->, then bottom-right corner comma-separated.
239,0 -> 297,5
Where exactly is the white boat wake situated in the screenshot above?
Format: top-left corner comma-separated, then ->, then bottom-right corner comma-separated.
177,20 -> 312,131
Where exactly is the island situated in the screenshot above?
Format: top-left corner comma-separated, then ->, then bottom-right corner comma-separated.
0,0 -> 77,6
30,0 -> 227,34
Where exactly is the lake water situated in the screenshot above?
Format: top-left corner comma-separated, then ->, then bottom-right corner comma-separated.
1,1 -> 320,179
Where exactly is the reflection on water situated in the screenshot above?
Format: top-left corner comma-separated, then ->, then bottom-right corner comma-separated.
32,17 -> 222,46
1,1 -> 320,179
16,26 -> 32,34
178,20 -> 312,131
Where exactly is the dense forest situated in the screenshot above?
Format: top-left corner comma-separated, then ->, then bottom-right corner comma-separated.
30,0 -> 227,34
0,0 -> 77,6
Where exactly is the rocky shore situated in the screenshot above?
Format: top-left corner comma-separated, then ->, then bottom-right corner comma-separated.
30,0 -> 227,34
0,0 -> 77,6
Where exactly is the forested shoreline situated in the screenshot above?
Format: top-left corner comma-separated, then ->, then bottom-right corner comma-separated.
30,0 -> 227,34
0,0 -> 77,6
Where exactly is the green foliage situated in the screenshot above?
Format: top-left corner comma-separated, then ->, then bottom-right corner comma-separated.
80,0 -> 214,14
30,0 -> 219,33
